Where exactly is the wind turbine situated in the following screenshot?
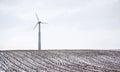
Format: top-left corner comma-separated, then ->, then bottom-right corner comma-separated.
33,13 -> 47,50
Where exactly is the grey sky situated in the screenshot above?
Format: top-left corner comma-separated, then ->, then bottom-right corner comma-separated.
0,0 -> 120,50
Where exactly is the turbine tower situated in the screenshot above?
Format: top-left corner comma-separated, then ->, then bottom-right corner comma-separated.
33,13 -> 47,50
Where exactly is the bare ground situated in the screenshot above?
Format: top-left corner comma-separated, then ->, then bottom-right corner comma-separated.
0,50 -> 120,72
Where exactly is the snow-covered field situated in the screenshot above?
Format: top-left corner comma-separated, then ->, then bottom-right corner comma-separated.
0,50 -> 120,72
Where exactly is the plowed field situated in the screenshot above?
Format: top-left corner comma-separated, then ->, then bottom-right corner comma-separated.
0,50 -> 120,72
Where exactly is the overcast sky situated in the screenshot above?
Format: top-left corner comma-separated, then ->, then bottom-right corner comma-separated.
0,0 -> 120,50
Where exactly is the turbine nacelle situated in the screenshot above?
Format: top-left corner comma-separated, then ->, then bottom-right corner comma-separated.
37,21 -> 47,24
38,21 -> 41,24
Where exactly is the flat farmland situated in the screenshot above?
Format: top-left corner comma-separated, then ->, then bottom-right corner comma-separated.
0,50 -> 120,72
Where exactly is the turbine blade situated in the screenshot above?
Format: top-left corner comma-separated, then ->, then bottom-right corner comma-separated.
33,23 -> 38,30
35,13 -> 39,21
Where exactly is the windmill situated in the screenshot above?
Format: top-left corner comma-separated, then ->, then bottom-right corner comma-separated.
33,13 -> 47,50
